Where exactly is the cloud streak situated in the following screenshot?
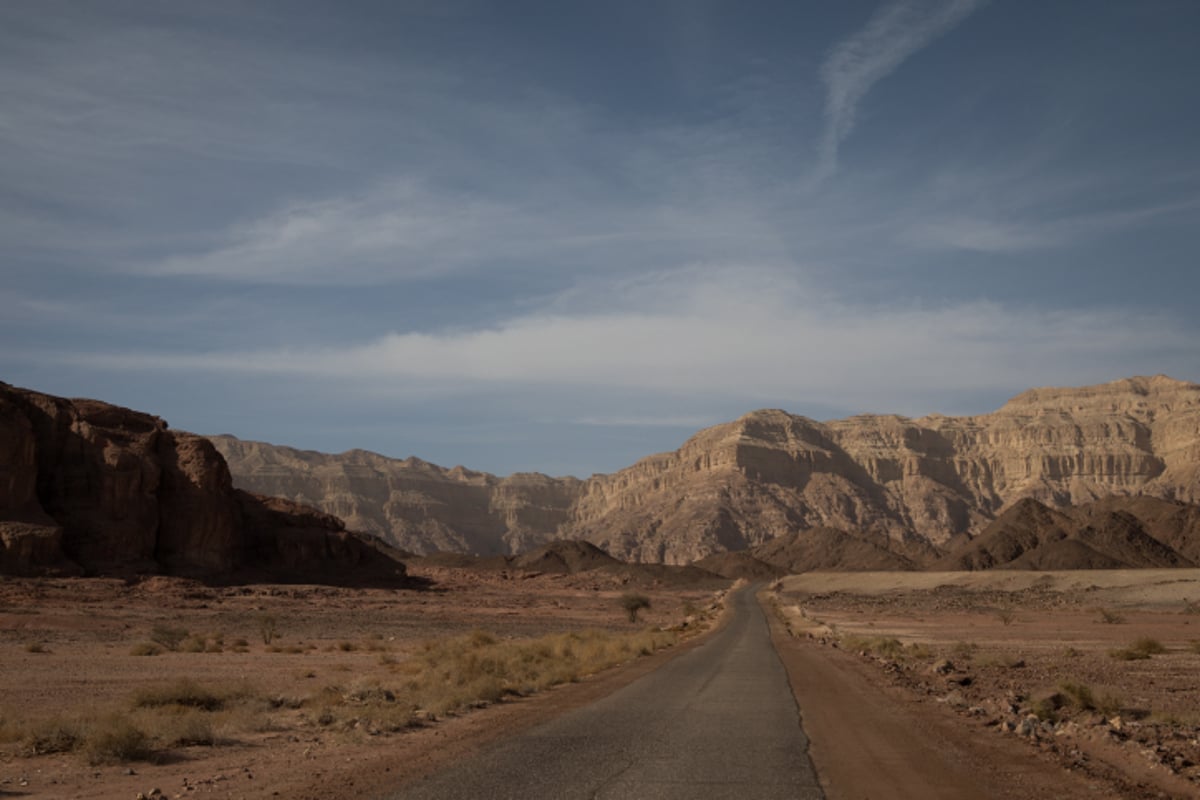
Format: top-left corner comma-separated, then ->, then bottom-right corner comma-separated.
816,0 -> 987,182
37,265 -> 1197,414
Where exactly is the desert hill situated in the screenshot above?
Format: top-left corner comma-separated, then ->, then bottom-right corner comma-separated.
0,383 -> 408,582
212,375 -> 1200,564
939,496 -> 1199,571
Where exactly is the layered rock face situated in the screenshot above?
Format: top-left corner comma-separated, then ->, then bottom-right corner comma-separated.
570,375 -> 1200,562
211,375 -> 1200,565
208,436 -> 581,556
0,384 -> 405,581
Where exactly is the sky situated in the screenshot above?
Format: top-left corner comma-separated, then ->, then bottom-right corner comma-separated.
3,0 -> 1199,477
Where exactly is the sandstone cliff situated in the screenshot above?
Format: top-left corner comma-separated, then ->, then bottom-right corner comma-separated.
208,436 -> 581,556
210,375 -> 1200,565
0,383 -> 406,582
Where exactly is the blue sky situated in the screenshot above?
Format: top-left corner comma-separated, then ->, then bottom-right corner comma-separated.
3,0 -> 1198,476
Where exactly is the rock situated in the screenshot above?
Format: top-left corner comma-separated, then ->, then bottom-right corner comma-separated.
0,383 -> 407,583
212,375 -> 1200,565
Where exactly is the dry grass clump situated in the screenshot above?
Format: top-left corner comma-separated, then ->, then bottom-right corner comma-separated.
843,636 -> 931,659
132,678 -> 251,712
399,627 -> 676,716
1059,681 -> 1122,716
299,626 -> 679,729
1109,637 -> 1167,660
6,714 -> 152,765
134,626 -> 223,655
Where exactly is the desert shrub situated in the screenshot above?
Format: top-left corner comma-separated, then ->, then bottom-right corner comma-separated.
1110,638 -> 1165,660
1133,637 -> 1167,655
151,711 -> 215,747
950,641 -> 978,660
150,625 -> 190,652
1032,693 -> 1063,722
1097,608 -> 1125,625
619,593 -> 651,623
84,716 -> 151,765
996,608 -> 1016,626
844,636 -> 906,659
133,679 -> 243,711
1059,681 -> 1096,710
181,635 -> 207,653
23,717 -> 86,755
1110,647 -> 1150,661
130,642 -> 163,657
259,614 -> 279,645
1058,682 -> 1123,717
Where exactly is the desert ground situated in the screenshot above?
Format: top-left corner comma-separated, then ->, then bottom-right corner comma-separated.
770,569 -> 1200,799
0,564 -> 727,800
5,567 -> 1200,799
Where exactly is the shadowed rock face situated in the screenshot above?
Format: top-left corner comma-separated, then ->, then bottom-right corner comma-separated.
937,495 -> 1200,570
212,375 -> 1200,565
0,384 -> 405,582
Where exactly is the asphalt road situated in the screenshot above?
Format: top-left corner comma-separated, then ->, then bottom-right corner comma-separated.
390,585 -> 823,800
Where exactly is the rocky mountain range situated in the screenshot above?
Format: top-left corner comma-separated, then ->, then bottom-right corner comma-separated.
0,383 -> 408,582
211,375 -> 1200,565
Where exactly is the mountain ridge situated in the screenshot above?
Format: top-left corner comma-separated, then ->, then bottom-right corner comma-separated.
210,374 -> 1200,563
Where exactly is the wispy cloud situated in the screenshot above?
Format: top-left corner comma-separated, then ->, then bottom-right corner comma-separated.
815,0 -> 987,182
35,265 -> 1197,413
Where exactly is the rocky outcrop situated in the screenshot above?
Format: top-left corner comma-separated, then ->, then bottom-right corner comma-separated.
938,496 -> 1198,570
210,375 -> 1200,565
208,436 -> 581,556
0,383 -> 405,582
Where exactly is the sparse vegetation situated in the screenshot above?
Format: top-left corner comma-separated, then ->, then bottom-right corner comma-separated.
619,593 -> 651,623
1059,681 -> 1122,716
149,624 -> 189,652
843,636 -> 906,658
14,714 -> 151,765
1110,637 -> 1166,660
132,678 -> 250,712
259,614 -> 279,645
950,640 -> 978,660
82,716 -> 152,764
